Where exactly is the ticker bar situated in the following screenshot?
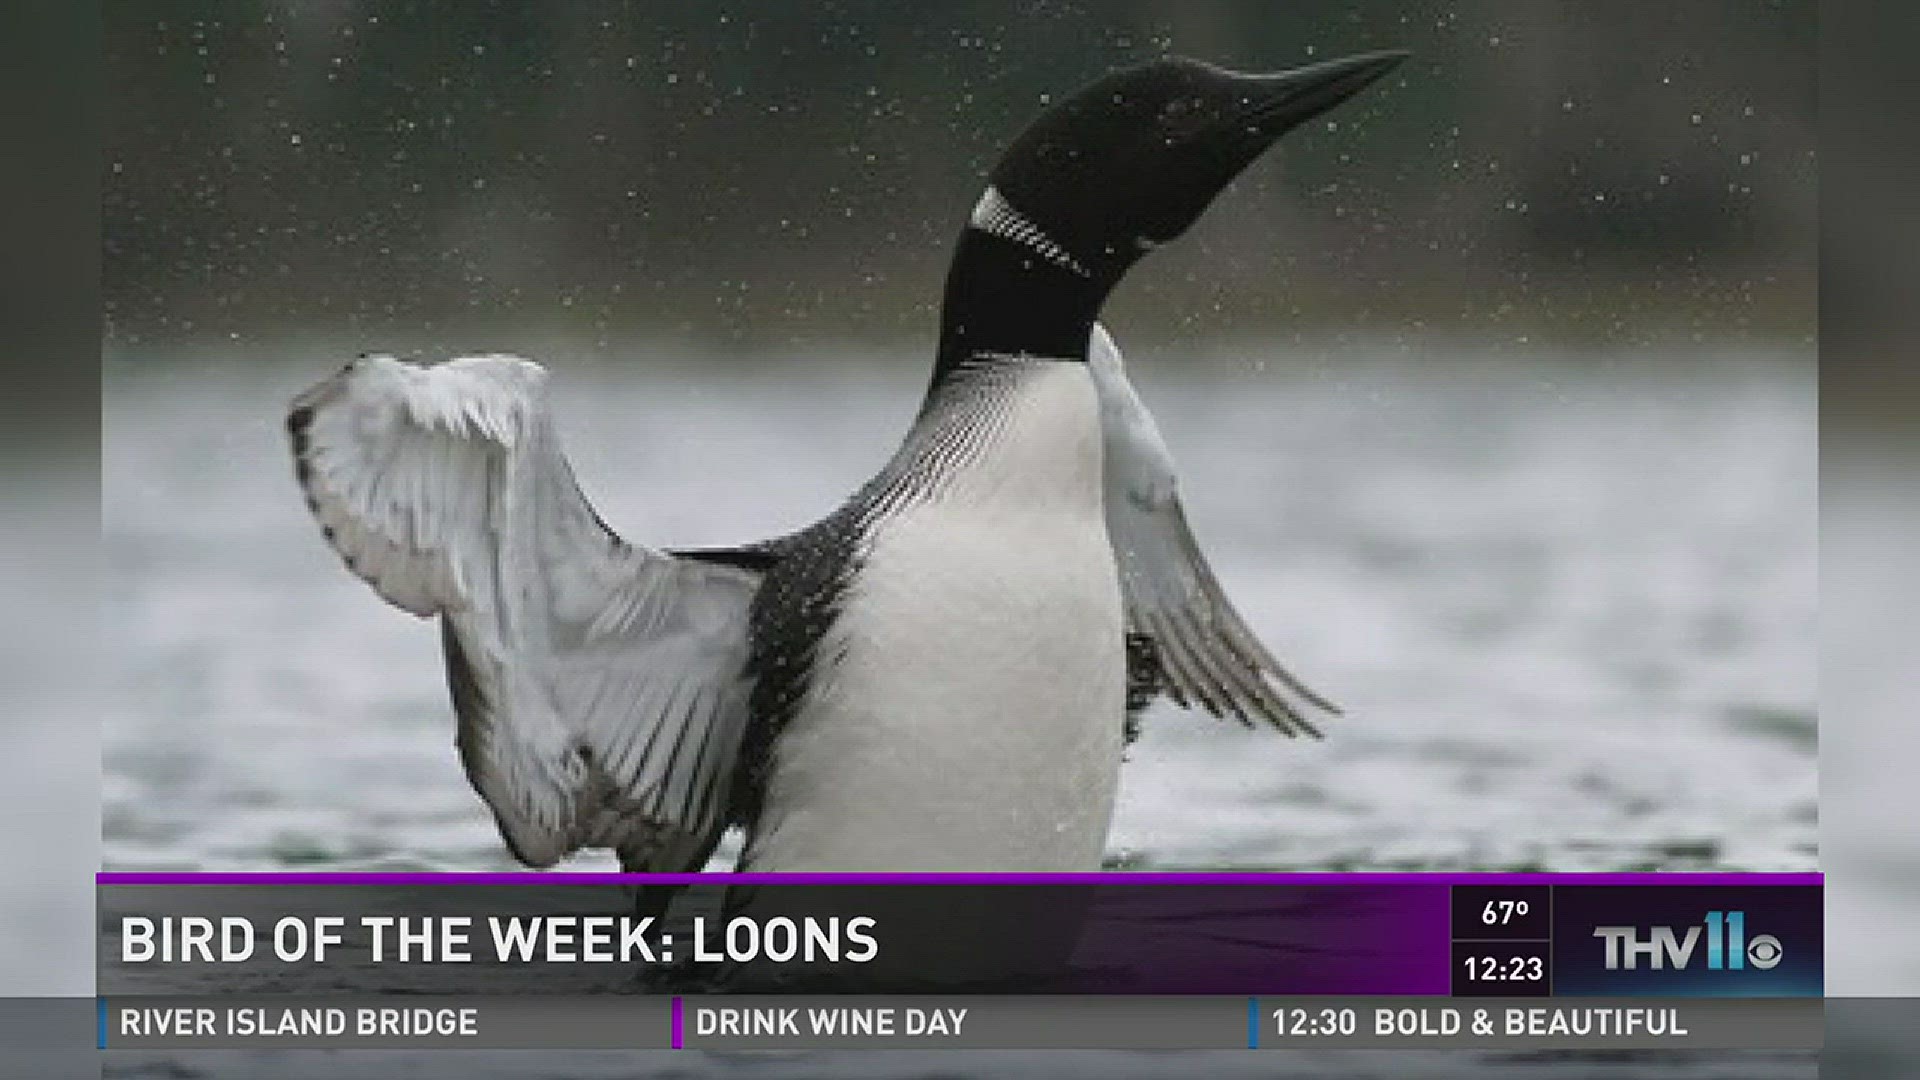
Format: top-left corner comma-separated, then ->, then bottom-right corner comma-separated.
100,995 -> 1822,1050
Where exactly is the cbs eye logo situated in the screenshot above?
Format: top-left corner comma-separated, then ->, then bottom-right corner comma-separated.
1745,931 -> 1784,969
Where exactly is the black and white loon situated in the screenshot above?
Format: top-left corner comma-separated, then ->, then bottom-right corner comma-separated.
285,52 -> 1404,877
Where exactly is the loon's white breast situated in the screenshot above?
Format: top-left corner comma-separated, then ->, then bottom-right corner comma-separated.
741,360 -> 1125,871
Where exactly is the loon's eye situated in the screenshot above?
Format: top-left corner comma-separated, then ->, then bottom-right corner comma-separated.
1157,96 -> 1214,141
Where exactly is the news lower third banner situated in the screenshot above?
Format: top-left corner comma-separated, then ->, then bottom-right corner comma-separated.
97,872 -> 1822,1051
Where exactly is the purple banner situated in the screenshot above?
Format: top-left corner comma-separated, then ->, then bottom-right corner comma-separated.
97,873 -> 1820,998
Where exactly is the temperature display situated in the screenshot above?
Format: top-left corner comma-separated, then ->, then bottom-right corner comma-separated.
1450,885 -> 1552,940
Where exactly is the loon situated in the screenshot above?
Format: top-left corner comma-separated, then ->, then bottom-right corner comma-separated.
285,51 -> 1404,880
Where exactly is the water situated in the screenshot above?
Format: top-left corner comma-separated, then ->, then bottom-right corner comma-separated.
103,335 -> 1816,874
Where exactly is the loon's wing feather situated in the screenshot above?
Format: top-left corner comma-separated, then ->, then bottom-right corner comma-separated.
287,355 -> 759,869
1089,323 -> 1338,737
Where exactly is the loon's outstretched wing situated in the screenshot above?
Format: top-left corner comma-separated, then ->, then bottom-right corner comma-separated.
287,354 -> 760,870
1089,323 -> 1338,737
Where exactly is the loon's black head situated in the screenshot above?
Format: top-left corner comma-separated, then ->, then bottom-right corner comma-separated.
978,51 -> 1407,279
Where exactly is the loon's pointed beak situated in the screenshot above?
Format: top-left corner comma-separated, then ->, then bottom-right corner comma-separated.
1229,50 -> 1408,140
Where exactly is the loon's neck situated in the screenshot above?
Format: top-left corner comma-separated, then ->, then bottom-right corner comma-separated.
930,228 -> 1116,390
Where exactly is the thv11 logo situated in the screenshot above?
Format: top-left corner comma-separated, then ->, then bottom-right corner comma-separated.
1594,911 -> 1783,971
